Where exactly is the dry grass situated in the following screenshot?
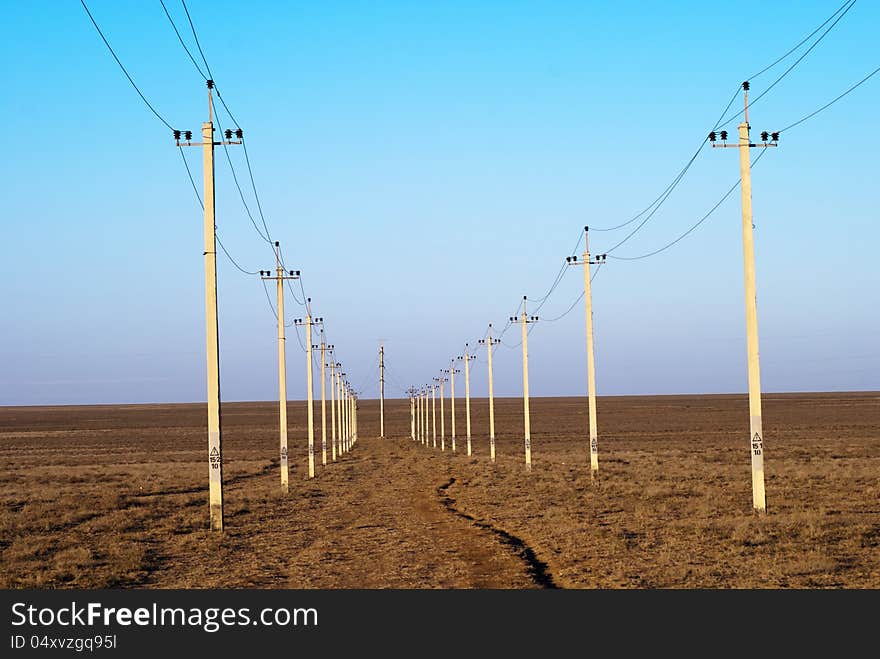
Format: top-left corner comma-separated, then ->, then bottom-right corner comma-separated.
1,393 -> 878,588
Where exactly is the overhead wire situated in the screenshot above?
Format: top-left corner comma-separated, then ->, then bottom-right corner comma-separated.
608,149 -> 769,261
715,0 -> 858,130
777,65 -> 880,133
79,0 -> 175,130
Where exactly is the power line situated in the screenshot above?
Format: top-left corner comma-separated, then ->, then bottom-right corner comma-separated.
159,0 -> 207,80
608,149 -> 768,261
778,65 -> 880,133
715,0 -> 858,130
590,1 -> 858,238
172,0 -> 277,248
540,265 -> 603,323
747,0 -> 855,80
179,147 -> 259,276
79,0 -> 174,130
180,0 -> 215,81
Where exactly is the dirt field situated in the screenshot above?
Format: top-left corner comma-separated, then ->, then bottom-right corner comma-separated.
1,392 -> 878,588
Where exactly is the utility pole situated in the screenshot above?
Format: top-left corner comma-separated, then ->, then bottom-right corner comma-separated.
379,344 -> 385,439
259,245 -> 299,493
416,388 -> 422,444
339,374 -> 346,454
341,375 -> 348,454
438,373 -> 447,451
329,357 -> 337,461
317,333 -> 333,467
335,364 -> 343,454
710,80 -> 778,514
176,79 -> 242,532
449,360 -> 461,452
408,387 -> 416,440
431,380 -> 438,449
479,324 -> 500,463
566,228 -> 606,478
295,311 -> 323,478
463,344 -> 473,457
422,388 -> 429,445
510,297 -> 538,471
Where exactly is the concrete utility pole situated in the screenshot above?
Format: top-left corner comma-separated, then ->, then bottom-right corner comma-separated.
341,375 -> 348,453
566,228 -> 606,478
431,380 -> 438,449
416,389 -> 421,444
510,297 -> 539,471
340,375 -> 346,453
259,245 -> 300,493
379,344 -> 385,439
408,387 -> 416,440
318,333 -> 333,466
335,365 -> 343,453
176,79 -> 243,532
710,80 -> 778,514
439,373 -> 446,451
423,388 -> 429,446
329,358 -> 337,460
463,344 -> 473,457
449,360 -> 461,452
295,311 -> 323,478
479,324 -> 500,463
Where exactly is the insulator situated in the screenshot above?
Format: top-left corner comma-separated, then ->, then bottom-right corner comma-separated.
225,129 -> 232,139
720,130 -> 728,141
742,81 -> 750,91
289,270 -> 295,276
566,256 -> 571,263
185,130 -> 192,140
206,79 -> 214,89
771,132 -> 779,142
760,131 -> 768,142
235,128 -> 243,139
173,129 -> 181,140
708,131 -> 716,142
572,255 -> 578,261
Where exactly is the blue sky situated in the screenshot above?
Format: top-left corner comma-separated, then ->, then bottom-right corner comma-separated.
1,0 -> 877,405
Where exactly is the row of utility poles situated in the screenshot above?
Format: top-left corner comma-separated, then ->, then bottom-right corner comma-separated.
180,80 -> 359,532
188,76 -> 770,532
401,82 -> 773,515
404,226 -> 602,477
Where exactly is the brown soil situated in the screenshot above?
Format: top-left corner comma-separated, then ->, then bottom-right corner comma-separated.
1,392 -> 878,588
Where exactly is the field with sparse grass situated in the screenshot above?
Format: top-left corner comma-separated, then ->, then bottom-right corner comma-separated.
1,392 -> 878,588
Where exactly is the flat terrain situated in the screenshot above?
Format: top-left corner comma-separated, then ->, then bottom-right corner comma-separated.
1,392 -> 879,588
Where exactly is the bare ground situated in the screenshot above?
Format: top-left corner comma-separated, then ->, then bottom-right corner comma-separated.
1,392 -> 878,588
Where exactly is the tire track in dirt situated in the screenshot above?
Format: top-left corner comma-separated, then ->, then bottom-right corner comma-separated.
437,477 -> 560,589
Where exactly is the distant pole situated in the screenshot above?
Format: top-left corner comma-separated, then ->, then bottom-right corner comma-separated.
450,360 -> 460,453
710,81 -> 777,514
423,389 -> 429,446
341,377 -> 347,453
319,334 -> 331,466
336,366 -> 343,453
176,80 -> 243,531
464,344 -> 472,457
439,374 -> 446,451
305,313 -> 315,477
566,229 -> 606,478
511,297 -> 539,471
417,388 -> 422,444
409,387 -> 415,440
260,245 -> 299,492
431,381 -> 438,448
330,359 -> 337,460
479,324 -> 499,463
295,311 -> 323,478
379,344 -> 385,439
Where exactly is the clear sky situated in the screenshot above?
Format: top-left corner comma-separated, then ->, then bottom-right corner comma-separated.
1,0 -> 877,405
